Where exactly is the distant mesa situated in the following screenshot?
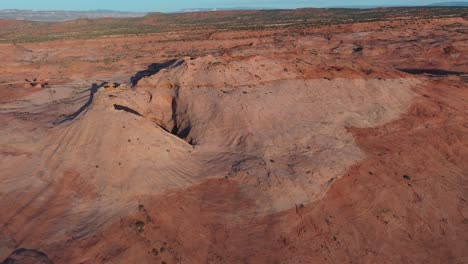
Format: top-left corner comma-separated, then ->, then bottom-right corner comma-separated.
0,9 -> 146,22
428,1 -> 468,6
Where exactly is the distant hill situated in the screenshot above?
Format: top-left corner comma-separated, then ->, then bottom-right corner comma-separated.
176,2 -> 468,12
175,7 -> 274,13
328,2 -> 468,8
428,2 -> 468,6
0,9 -> 146,22
1,3 -> 467,22
1,7 -> 466,44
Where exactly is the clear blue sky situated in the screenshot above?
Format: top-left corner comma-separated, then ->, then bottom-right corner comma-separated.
0,1 -> 447,12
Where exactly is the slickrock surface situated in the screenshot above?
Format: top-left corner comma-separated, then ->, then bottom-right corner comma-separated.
0,12 -> 467,264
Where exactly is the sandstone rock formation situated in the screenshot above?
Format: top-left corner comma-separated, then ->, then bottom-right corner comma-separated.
0,14 -> 467,264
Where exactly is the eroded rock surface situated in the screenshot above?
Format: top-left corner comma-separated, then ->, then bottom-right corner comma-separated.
0,15 -> 467,264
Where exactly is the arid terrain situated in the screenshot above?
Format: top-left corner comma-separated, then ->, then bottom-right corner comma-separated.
0,7 -> 467,264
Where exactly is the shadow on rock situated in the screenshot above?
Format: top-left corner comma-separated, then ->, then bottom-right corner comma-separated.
130,59 -> 184,86
1,248 -> 53,264
53,82 -> 105,125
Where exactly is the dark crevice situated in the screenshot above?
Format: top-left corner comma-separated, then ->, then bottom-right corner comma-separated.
173,124 -> 192,139
396,68 -> 466,76
170,106 -> 193,145
171,120 -> 193,145
155,120 -> 194,145
113,104 -> 142,116
171,89 -> 179,128
166,85 -> 194,145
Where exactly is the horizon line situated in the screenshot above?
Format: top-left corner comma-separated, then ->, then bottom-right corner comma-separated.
1,4 -> 467,13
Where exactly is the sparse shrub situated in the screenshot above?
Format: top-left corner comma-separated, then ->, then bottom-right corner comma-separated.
152,248 -> 159,256
135,221 -> 145,233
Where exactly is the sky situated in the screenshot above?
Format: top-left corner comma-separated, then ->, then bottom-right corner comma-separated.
0,1 -> 452,12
